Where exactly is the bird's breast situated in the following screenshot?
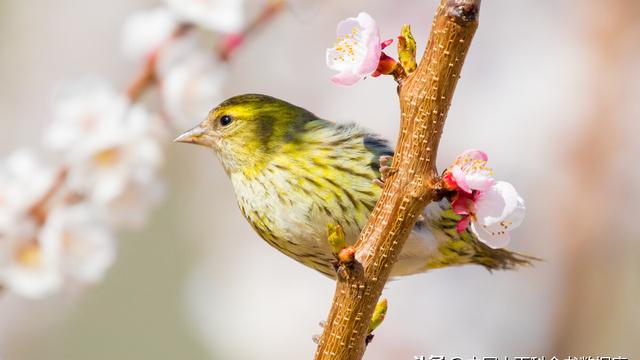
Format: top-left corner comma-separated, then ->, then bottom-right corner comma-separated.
227,158 -> 378,274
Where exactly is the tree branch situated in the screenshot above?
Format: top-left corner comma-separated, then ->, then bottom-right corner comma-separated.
313,1 -> 481,359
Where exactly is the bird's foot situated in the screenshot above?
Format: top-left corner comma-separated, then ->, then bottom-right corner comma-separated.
374,155 -> 397,187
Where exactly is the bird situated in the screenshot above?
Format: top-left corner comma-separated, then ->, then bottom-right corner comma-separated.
175,94 -> 533,278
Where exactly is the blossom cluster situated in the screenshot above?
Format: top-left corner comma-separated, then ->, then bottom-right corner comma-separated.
0,84 -> 165,298
443,150 -> 526,249
0,0 -> 248,299
326,13 -> 526,249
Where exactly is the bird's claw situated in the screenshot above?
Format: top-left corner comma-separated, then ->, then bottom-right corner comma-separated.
375,155 -> 397,187
365,333 -> 375,346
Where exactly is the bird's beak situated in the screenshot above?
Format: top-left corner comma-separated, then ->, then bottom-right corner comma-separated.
174,125 -> 210,146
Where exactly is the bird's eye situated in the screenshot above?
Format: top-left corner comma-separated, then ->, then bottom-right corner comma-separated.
219,115 -> 233,127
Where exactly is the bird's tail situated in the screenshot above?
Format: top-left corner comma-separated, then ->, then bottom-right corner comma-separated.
471,243 -> 539,271
423,199 -> 539,271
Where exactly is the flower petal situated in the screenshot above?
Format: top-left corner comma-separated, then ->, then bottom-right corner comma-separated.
465,173 -> 495,192
470,221 -> 511,249
353,14 -> 381,77
456,216 -> 471,233
459,149 -> 488,162
474,181 -> 523,228
451,192 -> 474,215
451,165 -> 471,193
330,71 -> 362,86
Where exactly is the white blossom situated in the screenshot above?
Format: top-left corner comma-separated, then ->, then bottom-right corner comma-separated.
40,204 -> 115,282
151,28 -> 227,127
46,82 -> 166,229
165,0 -> 245,33
0,219 -> 62,299
45,82 -> 129,153
160,51 -> 226,127
65,105 -> 165,228
0,149 -> 56,231
0,150 -> 62,298
100,177 -> 165,228
121,6 -> 179,62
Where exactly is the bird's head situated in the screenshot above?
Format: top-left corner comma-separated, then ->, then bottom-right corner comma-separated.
175,94 -> 316,174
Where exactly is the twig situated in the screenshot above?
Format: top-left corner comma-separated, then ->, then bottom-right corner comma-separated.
126,0 -> 286,101
125,24 -> 192,101
218,0 -> 286,61
28,167 -> 68,225
313,1 -> 481,359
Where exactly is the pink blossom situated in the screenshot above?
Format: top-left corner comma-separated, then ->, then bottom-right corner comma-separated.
326,12 -> 381,86
452,181 -> 525,249
445,150 -> 526,249
445,149 -> 494,193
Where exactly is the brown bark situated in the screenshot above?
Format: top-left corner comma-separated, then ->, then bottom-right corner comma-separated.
313,1 -> 481,359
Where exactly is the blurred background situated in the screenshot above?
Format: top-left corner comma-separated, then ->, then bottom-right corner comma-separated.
0,0 -> 639,359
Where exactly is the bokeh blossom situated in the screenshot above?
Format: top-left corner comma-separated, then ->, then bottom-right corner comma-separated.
40,204 -> 115,283
154,31 -> 227,126
0,150 -> 55,230
46,83 -> 166,228
0,150 -> 60,298
45,82 -> 129,153
121,6 -> 179,62
161,52 -> 227,127
444,150 -> 526,249
164,0 -> 245,33
0,219 -> 62,298
0,79 -> 167,298
0,0 -> 260,301
326,12 -> 381,86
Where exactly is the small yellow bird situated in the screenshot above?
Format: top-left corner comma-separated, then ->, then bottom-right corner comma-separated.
175,94 -> 532,278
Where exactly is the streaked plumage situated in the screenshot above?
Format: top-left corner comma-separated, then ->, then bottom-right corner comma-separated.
176,94 -> 532,278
